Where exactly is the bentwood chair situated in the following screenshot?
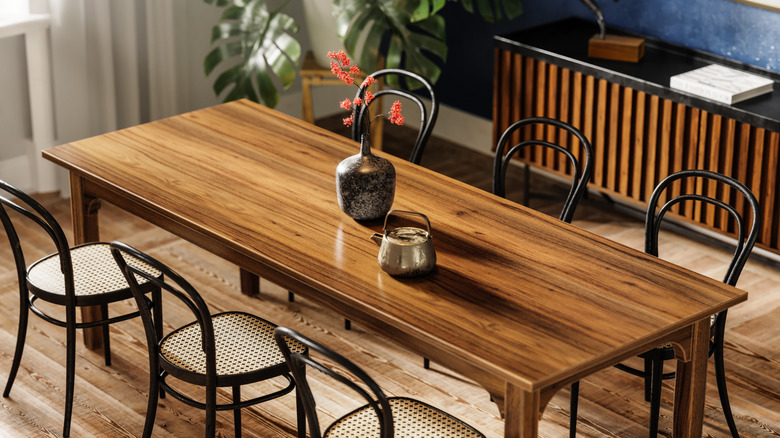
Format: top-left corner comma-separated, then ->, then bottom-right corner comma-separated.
0,180 -> 162,437
423,118 -> 594,368
570,169 -> 760,438
274,326 -> 486,438
110,242 -> 306,438
493,117 -> 593,224
290,68 -> 440,330
491,117 -> 594,429
352,68 -> 439,165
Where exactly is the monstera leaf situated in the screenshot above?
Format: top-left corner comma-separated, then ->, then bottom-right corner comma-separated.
204,0 -> 301,108
333,0 -> 448,87
332,0 -> 522,88
458,0 -> 523,22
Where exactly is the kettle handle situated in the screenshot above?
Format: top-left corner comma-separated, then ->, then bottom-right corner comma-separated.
383,210 -> 432,236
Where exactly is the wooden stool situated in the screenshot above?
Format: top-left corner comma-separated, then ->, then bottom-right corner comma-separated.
300,51 -> 383,149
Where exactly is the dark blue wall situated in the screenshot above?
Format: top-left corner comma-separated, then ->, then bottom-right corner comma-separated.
437,0 -> 780,119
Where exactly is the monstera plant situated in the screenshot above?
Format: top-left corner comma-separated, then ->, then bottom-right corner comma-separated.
204,0 -> 523,107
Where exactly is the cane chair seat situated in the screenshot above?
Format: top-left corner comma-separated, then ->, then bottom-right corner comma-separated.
324,397 -> 483,438
27,243 -> 160,305
160,312 -> 306,384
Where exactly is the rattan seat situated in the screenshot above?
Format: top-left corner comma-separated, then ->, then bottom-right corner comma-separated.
275,327 -> 486,438
27,243 -> 160,304
324,397 -> 484,438
1,181 -> 163,438
160,312 -> 305,385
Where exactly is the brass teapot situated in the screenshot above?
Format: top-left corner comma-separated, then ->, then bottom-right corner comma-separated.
370,210 -> 436,277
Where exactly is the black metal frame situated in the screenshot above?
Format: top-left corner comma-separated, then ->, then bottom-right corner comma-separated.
569,169 -> 760,438
0,180 -> 161,438
111,242 -> 304,438
352,68 -> 439,165
275,327 -> 484,438
492,117 -> 594,224
275,326 -> 393,437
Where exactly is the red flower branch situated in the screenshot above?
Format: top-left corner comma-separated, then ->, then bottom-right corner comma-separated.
328,50 -> 403,131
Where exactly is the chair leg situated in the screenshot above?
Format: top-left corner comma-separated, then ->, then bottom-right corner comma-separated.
205,384 -> 217,437
296,381 -> 306,438
152,288 -> 165,399
142,362 -> 160,438
101,303 -> 111,366
522,163 -> 531,207
63,308 -> 77,438
3,293 -> 29,397
643,356 -> 653,402
233,385 -> 242,438
569,381 -> 579,438
714,338 -> 740,437
648,357 -> 663,438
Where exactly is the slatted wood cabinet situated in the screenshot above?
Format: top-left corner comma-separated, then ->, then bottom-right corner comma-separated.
493,18 -> 780,255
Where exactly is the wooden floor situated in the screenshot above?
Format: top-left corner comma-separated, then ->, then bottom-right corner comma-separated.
1,116 -> 779,437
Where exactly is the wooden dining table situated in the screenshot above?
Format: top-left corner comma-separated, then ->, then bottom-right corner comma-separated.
43,99 -> 747,437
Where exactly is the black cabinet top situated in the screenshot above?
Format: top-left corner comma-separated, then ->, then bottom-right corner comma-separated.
495,17 -> 780,132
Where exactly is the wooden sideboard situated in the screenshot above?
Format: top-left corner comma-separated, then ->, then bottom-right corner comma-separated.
493,17 -> 780,255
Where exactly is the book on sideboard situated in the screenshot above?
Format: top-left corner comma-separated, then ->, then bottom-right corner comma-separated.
670,64 -> 774,105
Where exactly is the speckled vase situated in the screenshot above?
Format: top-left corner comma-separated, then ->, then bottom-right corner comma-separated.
336,134 -> 395,220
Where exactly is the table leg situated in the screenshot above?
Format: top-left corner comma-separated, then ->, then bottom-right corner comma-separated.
504,382 -> 539,437
302,75 -> 314,123
239,268 -> 260,296
69,174 -> 103,350
672,318 -> 710,437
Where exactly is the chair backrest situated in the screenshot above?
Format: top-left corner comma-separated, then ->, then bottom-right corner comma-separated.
352,68 -> 439,165
0,180 -> 74,303
645,169 -> 761,288
274,326 -> 394,438
492,117 -> 593,223
109,242 -> 219,390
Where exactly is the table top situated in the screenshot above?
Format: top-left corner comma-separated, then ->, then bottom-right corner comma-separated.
495,17 -> 780,132
43,99 -> 747,394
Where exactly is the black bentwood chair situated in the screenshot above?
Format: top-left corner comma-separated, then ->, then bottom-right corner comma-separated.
493,117 -> 594,224
110,242 -> 306,438
423,117 -> 594,367
289,68 -> 440,330
0,180 -> 162,437
492,117 -> 593,432
352,68 -> 439,165
570,169 -> 760,438
274,327 -> 486,438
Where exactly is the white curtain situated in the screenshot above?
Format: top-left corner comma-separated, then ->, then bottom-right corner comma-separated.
36,0 -> 178,193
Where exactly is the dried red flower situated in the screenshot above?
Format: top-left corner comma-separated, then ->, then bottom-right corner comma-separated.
388,100 -> 404,125
329,50 -> 403,129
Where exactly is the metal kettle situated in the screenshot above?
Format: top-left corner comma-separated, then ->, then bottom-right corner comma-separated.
370,210 -> 436,277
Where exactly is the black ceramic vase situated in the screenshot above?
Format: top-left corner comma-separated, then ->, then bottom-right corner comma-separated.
336,134 -> 395,220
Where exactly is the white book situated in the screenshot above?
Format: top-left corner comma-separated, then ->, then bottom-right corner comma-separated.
670,64 -> 774,105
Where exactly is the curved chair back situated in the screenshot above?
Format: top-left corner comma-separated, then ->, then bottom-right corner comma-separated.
492,117 -> 593,223
110,242 -> 220,428
274,326 -> 394,438
352,69 -> 439,165
645,169 -> 761,288
0,180 -> 74,306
